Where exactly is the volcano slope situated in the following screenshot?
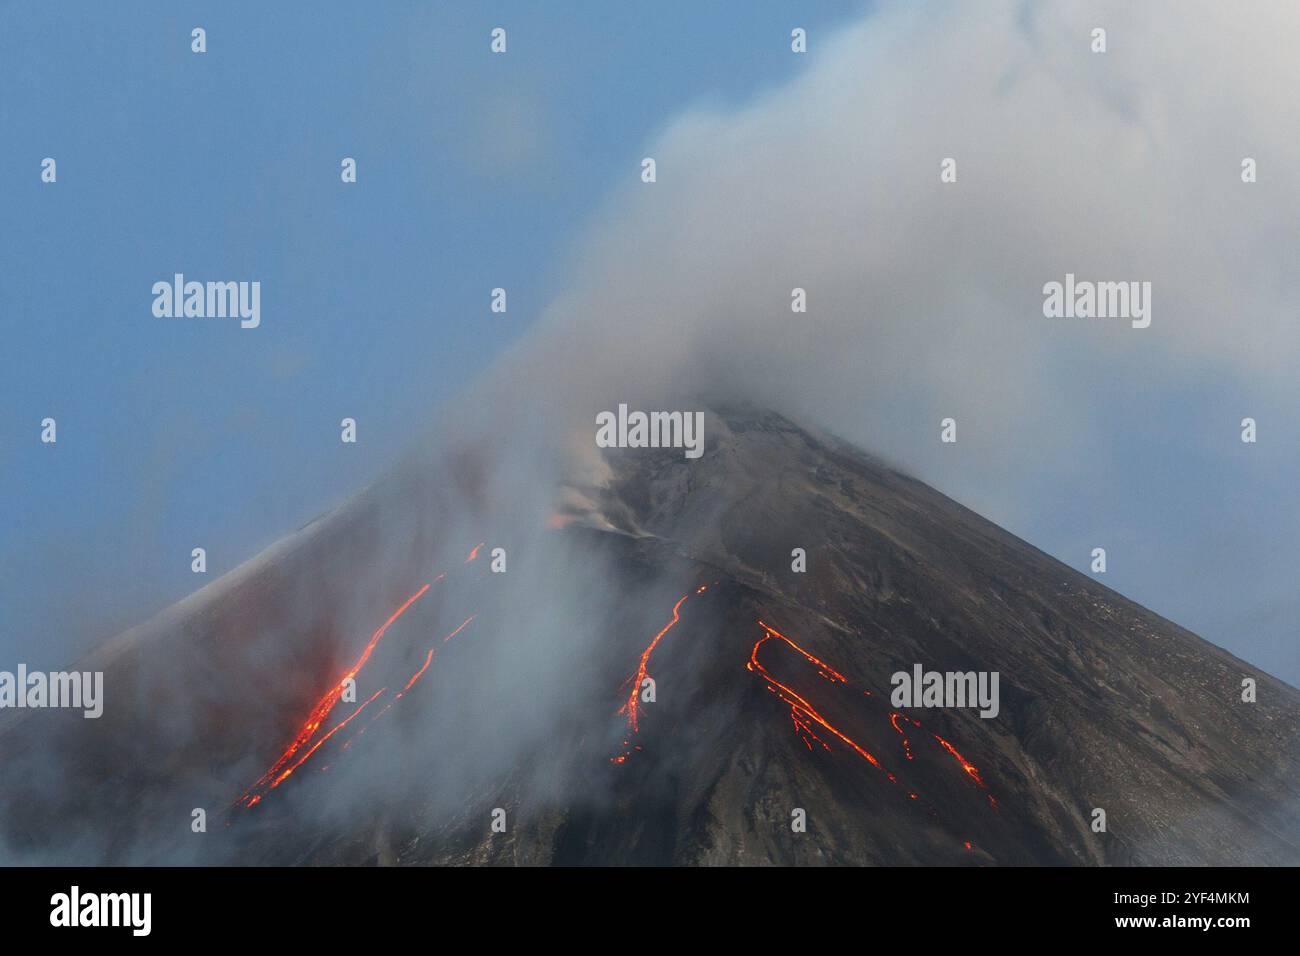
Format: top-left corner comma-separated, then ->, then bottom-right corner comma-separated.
1,405 -> 1296,866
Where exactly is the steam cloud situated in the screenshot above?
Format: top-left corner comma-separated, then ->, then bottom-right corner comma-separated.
488,0 -> 1299,473
473,0 -> 1300,681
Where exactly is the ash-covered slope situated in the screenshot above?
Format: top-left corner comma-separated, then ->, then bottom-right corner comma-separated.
2,405 -> 1296,866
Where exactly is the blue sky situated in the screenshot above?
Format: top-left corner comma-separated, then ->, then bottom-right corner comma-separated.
0,2 -> 864,665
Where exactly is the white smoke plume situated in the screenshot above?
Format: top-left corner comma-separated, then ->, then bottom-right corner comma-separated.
466,0 -> 1300,682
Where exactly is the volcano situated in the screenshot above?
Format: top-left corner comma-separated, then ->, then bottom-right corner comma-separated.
1,404 -> 1296,866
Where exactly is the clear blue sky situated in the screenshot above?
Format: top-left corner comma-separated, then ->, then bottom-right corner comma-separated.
0,1 -> 865,666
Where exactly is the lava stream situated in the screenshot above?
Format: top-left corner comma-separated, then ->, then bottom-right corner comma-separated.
400,648 -> 435,695
756,621 -> 848,684
747,628 -> 886,773
748,620 -> 998,811
933,732 -> 997,808
933,733 -> 984,787
235,582 -> 431,807
621,595 -> 688,735
612,592 -> 692,763
270,687 -> 386,788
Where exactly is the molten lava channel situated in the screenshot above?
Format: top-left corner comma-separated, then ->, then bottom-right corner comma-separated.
235,582 -> 432,808
746,619 -> 999,823
235,566 -> 480,811
611,591 -> 700,764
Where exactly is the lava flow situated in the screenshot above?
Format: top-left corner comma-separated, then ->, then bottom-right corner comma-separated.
934,732 -> 997,808
234,582 -> 431,808
611,591 -> 694,763
270,687 -> 386,788
401,649 -> 435,695
747,619 -> 998,812
748,622 -> 886,772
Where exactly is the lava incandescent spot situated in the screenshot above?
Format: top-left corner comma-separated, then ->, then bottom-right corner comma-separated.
890,712 -> 916,760
932,732 -> 997,808
895,712 -> 997,809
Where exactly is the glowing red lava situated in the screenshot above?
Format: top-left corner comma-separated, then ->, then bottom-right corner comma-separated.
621,595 -> 688,735
400,649 -> 434,695
932,732 -> 998,808
757,621 -> 848,684
748,626 -> 886,772
612,592 -> 693,763
270,687 -> 386,788
890,712 -> 916,760
235,582 -> 431,808
746,619 -> 998,814
933,733 -> 983,787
